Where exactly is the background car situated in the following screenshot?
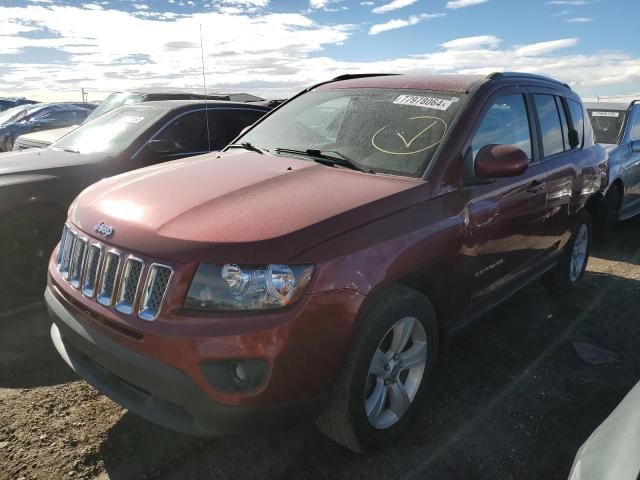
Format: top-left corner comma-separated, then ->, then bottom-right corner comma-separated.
0,96 -> 39,112
0,102 -> 96,152
585,101 -> 640,238
13,88 -> 266,150
0,99 -> 271,295
568,380 -> 640,480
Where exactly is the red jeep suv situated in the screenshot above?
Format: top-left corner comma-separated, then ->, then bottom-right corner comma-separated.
46,72 -> 607,452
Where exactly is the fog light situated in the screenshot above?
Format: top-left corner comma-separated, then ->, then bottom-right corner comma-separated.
234,362 -> 248,383
200,358 -> 268,393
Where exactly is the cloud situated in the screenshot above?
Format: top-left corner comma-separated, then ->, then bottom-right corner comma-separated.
446,0 -> 488,9
567,17 -> 592,22
547,0 -> 589,4
514,38 -> 577,56
369,12 -> 445,34
132,4 -> 150,10
372,0 -> 418,14
308,0 -> 345,11
441,35 -> 501,50
1,4 -> 639,102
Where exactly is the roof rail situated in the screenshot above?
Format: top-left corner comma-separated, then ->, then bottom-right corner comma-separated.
488,72 -> 571,89
330,73 -> 400,82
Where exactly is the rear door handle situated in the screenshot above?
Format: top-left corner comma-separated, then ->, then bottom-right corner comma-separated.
526,180 -> 546,193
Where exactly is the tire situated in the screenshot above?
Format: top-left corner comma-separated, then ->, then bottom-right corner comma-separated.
316,284 -> 439,453
543,210 -> 592,295
0,206 -> 66,296
594,185 -> 621,243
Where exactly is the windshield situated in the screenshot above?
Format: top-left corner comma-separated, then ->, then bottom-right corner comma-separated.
239,88 -> 465,177
52,104 -> 166,155
83,92 -> 146,124
0,105 -> 28,126
587,109 -> 627,144
0,104 -> 44,126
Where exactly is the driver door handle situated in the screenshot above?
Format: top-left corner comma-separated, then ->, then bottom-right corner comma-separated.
526,180 -> 547,193
527,180 -> 547,193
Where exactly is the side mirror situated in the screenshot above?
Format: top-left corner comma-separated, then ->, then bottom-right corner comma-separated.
475,144 -> 529,178
631,140 -> 640,153
146,139 -> 176,155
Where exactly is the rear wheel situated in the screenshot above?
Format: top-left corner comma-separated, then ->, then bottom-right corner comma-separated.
316,285 -> 439,452
0,206 -> 66,296
543,210 -> 591,295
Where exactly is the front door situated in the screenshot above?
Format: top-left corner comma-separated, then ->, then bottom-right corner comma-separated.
462,89 -> 550,302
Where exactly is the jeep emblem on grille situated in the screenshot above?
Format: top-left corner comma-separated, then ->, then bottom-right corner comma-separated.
94,222 -> 114,239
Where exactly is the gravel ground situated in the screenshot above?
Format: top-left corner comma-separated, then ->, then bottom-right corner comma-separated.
1,218 -> 639,480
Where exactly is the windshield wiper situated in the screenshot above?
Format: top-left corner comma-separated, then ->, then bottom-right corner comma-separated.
226,142 -> 268,155
274,148 -> 374,174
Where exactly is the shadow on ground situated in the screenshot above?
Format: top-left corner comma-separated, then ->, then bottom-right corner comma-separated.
0,302 -> 77,388
93,224 -> 640,480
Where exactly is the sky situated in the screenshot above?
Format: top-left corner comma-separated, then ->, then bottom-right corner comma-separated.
0,0 -> 639,102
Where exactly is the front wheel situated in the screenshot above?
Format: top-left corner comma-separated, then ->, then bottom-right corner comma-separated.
316,285 -> 439,452
543,210 -> 592,295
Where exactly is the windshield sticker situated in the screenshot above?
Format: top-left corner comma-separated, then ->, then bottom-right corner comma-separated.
118,115 -> 145,123
591,111 -> 620,118
371,116 -> 448,155
393,95 -> 454,111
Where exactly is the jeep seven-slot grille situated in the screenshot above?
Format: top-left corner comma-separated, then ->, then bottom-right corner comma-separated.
55,226 -> 173,321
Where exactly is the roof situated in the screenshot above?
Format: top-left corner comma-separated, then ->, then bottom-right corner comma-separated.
584,101 -> 631,110
128,99 -> 271,110
317,74 -> 486,93
109,88 -> 264,103
317,72 -> 570,93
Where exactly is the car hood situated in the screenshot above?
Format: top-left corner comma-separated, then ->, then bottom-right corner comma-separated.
16,126 -> 76,146
0,148 -> 105,176
69,151 -> 428,264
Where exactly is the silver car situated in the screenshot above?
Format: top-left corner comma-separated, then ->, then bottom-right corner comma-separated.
568,381 -> 640,480
585,101 -> 640,238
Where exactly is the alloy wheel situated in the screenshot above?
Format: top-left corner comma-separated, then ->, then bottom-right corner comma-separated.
364,316 -> 427,429
569,224 -> 589,282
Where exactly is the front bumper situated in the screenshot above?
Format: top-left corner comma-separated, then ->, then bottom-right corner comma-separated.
46,286 -> 325,436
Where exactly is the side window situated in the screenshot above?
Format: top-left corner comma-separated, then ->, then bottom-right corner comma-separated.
154,110 -> 210,154
568,100 -> 584,147
630,111 -> 640,141
471,94 -> 532,160
208,109 -> 267,150
533,94 -> 564,157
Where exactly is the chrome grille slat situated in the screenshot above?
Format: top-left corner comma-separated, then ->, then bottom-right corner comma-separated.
81,244 -> 102,298
97,250 -> 121,306
60,231 -> 76,279
115,257 -> 144,314
139,264 -> 173,321
56,224 -> 172,319
69,237 -> 87,289
56,225 -> 68,268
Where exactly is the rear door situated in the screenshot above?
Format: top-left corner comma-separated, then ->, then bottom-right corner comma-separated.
463,88 -> 550,302
529,88 -> 584,253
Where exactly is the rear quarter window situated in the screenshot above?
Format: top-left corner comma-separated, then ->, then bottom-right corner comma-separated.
568,100 -> 584,147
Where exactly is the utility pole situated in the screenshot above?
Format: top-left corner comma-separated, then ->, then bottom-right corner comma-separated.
81,88 -> 88,102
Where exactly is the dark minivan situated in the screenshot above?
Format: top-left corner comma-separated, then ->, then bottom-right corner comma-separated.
46,73 -> 607,452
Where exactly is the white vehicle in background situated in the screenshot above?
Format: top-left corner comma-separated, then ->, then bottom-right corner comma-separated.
568,381 -> 640,480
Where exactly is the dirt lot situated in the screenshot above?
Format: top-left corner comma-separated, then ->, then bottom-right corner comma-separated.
1,219 -> 639,480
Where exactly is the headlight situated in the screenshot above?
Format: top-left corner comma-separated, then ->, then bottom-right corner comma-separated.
185,263 -> 314,311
